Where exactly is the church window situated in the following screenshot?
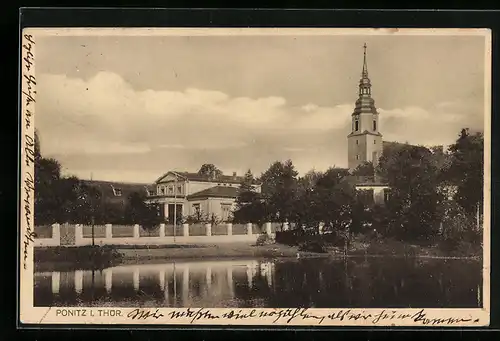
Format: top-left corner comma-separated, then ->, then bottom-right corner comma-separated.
374,140 -> 376,144
356,139 -> 359,145
373,120 -> 377,131
356,155 -> 359,160
355,120 -> 359,131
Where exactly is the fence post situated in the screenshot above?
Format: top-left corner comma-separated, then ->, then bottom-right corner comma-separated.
247,223 -> 253,236
74,224 -> 83,246
133,224 -> 140,239
159,223 -> 166,238
206,223 -> 212,236
183,223 -> 190,237
227,223 -> 233,236
265,222 -> 272,235
105,224 -> 112,239
51,223 -> 61,246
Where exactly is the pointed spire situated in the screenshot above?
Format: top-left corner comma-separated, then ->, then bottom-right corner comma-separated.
362,43 -> 368,77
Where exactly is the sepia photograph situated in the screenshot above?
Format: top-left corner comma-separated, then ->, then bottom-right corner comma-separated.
20,27 -> 491,326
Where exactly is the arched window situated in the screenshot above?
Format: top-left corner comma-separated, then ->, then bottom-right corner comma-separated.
373,120 -> 377,131
355,120 -> 359,131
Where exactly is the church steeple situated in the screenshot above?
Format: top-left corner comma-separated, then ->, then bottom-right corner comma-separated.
347,43 -> 383,171
358,43 -> 372,97
362,43 -> 368,78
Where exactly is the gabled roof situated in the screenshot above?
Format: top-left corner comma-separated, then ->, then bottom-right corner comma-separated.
155,171 -> 261,185
187,186 -> 240,200
81,180 -> 152,200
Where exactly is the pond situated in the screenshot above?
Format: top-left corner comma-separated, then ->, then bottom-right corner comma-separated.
34,257 -> 482,308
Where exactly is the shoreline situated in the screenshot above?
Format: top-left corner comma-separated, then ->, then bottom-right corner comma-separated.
33,241 -> 482,272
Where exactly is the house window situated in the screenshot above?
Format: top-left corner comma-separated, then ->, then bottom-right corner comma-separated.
373,120 -> 377,131
113,188 -> 122,196
148,190 -> 155,196
177,185 -> 182,194
168,186 -> 173,195
160,187 -> 165,195
355,120 -> 359,131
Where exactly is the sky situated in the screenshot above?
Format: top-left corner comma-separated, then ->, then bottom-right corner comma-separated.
34,30 -> 487,183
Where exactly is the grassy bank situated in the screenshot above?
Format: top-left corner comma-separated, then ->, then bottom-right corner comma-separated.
34,238 -> 481,270
34,245 -> 122,271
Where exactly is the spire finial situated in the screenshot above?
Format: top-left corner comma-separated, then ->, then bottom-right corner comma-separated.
362,43 -> 368,77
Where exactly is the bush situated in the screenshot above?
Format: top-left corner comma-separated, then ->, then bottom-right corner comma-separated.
255,233 -> 275,246
298,240 -> 327,253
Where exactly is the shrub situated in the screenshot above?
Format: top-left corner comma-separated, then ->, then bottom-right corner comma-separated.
255,233 -> 275,246
298,239 -> 327,253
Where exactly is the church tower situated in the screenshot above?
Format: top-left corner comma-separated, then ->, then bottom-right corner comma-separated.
347,44 -> 383,171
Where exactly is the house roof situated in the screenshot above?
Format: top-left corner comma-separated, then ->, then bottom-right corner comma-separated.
81,180 -> 153,199
156,171 -> 261,185
187,186 -> 240,200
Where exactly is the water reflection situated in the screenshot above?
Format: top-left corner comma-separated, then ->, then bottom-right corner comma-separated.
34,258 -> 482,308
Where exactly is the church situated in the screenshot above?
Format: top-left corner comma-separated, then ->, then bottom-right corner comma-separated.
347,44 -> 390,204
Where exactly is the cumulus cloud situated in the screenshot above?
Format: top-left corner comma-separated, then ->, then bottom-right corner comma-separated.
36,71 -> 484,182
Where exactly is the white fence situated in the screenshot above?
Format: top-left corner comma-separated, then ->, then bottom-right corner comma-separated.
34,222 -> 275,247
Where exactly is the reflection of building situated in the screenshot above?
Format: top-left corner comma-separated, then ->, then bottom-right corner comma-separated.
146,171 -> 261,222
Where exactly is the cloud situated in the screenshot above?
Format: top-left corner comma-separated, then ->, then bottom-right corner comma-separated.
37,71 -> 484,182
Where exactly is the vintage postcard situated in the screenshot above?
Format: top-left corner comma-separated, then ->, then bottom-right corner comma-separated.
19,27 -> 491,327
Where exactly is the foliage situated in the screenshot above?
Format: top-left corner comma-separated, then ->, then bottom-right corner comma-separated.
298,239 -> 327,253
376,143 -> 441,242
255,233 -> 275,246
351,161 -> 375,176
441,128 -> 484,218
197,163 -> 223,179
258,160 -> 299,223
233,169 -> 269,226
125,192 -> 163,230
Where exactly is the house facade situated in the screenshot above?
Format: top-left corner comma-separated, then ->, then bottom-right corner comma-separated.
145,171 -> 261,222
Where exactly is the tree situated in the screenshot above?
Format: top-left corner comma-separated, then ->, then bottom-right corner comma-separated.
442,128 -> 484,219
259,160 -> 299,223
352,161 -> 375,176
377,144 -> 441,242
197,164 -> 223,179
233,169 -> 269,226
125,192 -> 163,232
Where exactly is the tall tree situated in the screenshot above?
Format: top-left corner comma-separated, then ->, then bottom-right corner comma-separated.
377,144 -> 441,241
259,159 -> 299,223
233,169 -> 268,226
197,164 -> 223,179
443,128 -> 484,218
125,191 -> 163,231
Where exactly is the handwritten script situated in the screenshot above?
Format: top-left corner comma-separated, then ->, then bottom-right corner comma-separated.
125,307 -> 481,326
22,33 -> 36,270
